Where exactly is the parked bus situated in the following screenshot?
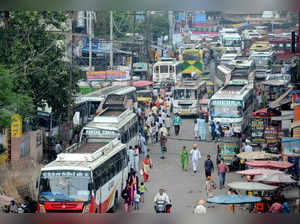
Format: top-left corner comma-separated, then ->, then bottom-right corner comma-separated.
173,79 -> 206,115
87,96 -> 139,149
209,84 -> 254,135
37,139 -> 128,213
249,51 -> 274,70
181,49 -> 204,77
152,58 -> 181,84
222,33 -> 243,55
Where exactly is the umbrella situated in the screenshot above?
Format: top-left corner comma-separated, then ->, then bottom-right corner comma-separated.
133,80 -> 154,88
237,151 -> 281,160
227,182 -> 278,191
236,168 -> 284,176
245,160 -> 293,169
207,195 -> 261,204
253,173 -> 296,184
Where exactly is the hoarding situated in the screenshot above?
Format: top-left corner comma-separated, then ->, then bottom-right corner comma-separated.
11,114 -> 22,138
86,70 -> 129,81
251,118 -> 265,143
264,126 -> 279,144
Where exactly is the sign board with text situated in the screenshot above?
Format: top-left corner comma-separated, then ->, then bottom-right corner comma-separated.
264,126 -> 279,144
11,114 -> 22,138
86,70 -> 129,81
282,138 -> 300,157
251,118 -> 265,143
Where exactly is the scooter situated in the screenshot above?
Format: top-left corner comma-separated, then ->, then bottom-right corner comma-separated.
154,199 -> 172,213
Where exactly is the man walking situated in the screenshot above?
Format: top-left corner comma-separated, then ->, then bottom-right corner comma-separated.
160,133 -> 168,159
139,134 -> 147,158
127,146 -> 135,170
204,155 -> 214,179
218,158 -> 229,189
133,145 -> 140,172
210,118 -> 216,140
173,113 -> 182,136
190,144 -> 201,173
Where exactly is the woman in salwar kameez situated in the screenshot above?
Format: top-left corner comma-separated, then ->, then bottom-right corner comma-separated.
142,155 -> 152,182
180,146 -> 189,171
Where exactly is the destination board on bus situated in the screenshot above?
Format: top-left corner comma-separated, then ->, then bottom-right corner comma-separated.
210,100 -> 242,106
85,129 -> 119,137
251,118 -> 265,143
282,138 -> 300,157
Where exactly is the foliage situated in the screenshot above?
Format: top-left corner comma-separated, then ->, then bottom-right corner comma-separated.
0,11 -> 82,127
0,66 -> 33,128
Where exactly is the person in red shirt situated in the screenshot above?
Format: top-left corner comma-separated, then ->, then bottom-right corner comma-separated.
218,158 -> 229,189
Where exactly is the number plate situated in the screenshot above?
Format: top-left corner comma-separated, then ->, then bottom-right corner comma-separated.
183,110 -> 189,115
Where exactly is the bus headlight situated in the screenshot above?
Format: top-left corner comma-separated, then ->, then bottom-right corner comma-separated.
39,204 -> 46,213
83,204 -> 90,213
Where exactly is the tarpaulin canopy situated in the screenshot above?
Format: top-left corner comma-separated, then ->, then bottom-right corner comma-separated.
236,168 -> 284,176
252,108 -> 281,118
227,181 -> 278,191
245,160 -> 293,169
133,80 -> 154,88
253,173 -> 296,184
207,194 -> 261,204
237,151 -> 281,160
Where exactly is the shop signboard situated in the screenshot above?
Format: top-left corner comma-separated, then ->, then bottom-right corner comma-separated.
251,118 -> 265,143
293,126 -> 300,139
264,126 -> 278,143
282,137 -> 300,157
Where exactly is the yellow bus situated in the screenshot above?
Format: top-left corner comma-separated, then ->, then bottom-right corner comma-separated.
181,49 -> 204,77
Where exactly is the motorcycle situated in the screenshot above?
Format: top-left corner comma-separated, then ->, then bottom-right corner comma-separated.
154,199 -> 172,213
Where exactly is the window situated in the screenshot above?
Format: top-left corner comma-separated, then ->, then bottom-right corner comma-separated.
160,65 -> 169,73
121,130 -> 129,143
155,66 -> 159,73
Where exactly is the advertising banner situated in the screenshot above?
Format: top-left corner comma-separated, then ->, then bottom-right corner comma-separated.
251,118 -> 265,143
282,138 -> 300,157
11,114 -> 22,138
264,126 -> 278,144
86,70 -> 129,81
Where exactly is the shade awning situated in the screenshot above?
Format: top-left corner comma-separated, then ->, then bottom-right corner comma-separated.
227,181 -> 278,191
207,195 -> 261,204
271,111 -> 294,121
269,87 -> 293,109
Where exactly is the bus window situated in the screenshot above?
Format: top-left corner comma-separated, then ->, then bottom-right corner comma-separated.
160,65 -> 169,73
155,66 -> 159,73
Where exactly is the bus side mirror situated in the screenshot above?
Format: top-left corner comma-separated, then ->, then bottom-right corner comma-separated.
88,183 -> 94,191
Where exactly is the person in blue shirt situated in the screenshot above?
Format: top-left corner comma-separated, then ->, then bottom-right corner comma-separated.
210,118 -> 216,140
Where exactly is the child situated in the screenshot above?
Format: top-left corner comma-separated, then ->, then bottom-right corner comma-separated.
205,176 -> 216,198
134,192 -> 141,210
139,182 -> 147,203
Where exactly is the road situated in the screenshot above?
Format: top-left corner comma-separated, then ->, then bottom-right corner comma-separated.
123,118 -> 246,215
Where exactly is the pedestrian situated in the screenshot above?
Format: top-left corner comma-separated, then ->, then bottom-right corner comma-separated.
228,188 -> 238,213
190,144 -> 201,173
139,134 -> 147,158
180,146 -> 189,171
173,113 -> 182,136
155,121 -> 159,143
224,127 -> 233,137
127,146 -> 135,170
133,145 -> 140,172
165,114 -> 171,136
139,182 -> 147,203
269,202 -> 284,213
142,155 -> 152,182
144,125 -> 149,145
216,122 -> 223,139
194,119 -> 199,139
134,192 -> 141,210
199,118 -> 206,141
210,118 -> 216,140
205,176 -> 216,198
193,200 -> 207,214
127,169 -> 139,208
150,123 -> 156,144
218,158 -> 229,189
54,141 -> 63,160
232,155 -> 240,171
121,184 -> 131,212
245,140 -> 253,152
257,91 -> 262,109
160,133 -> 168,159
204,155 -> 214,179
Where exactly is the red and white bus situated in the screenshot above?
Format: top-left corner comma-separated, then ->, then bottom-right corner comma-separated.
37,139 -> 128,213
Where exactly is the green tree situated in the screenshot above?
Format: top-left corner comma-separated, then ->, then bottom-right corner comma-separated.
0,11 -> 81,127
0,66 -> 32,128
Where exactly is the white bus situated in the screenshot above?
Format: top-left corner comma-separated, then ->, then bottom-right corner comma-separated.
222,33 -> 243,55
81,107 -> 139,149
152,58 -> 181,84
209,84 -> 254,134
173,79 -> 206,115
37,139 -> 128,213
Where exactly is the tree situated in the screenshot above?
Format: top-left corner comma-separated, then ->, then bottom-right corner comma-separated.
0,11 -> 81,127
0,66 -> 32,128
149,12 -> 169,41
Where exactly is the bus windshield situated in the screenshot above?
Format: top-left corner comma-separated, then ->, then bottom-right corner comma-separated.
210,100 -> 243,118
174,89 -> 197,100
39,170 -> 91,202
183,52 -> 200,61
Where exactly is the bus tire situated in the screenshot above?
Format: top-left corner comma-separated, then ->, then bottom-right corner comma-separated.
111,192 -> 119,212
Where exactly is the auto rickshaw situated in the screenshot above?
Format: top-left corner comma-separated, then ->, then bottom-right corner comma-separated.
217,137 -> 241,170
137,90 -> 153,107
206,81 -> 214,98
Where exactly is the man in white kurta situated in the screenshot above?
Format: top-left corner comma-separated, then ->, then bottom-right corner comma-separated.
133,145 -> 140,172
190,144 -> 201,173
127,146 -> 135,170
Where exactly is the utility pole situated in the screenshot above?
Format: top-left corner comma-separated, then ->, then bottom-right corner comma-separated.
110,11 -> 113,68
68,12 -> 74,142
88,11 -> 93,71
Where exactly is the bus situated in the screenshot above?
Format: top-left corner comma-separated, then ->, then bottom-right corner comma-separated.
209,84 -> 254,135
96,86 -> 137,114
85,96 -> 139,149
181,49 -> 204,77
173,79 -> 206,115
37,139 -> 128,213
222,33 -> 243,55
248,41 -> 272,55
249,51 -> 274,70
152,58 -> 181,84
